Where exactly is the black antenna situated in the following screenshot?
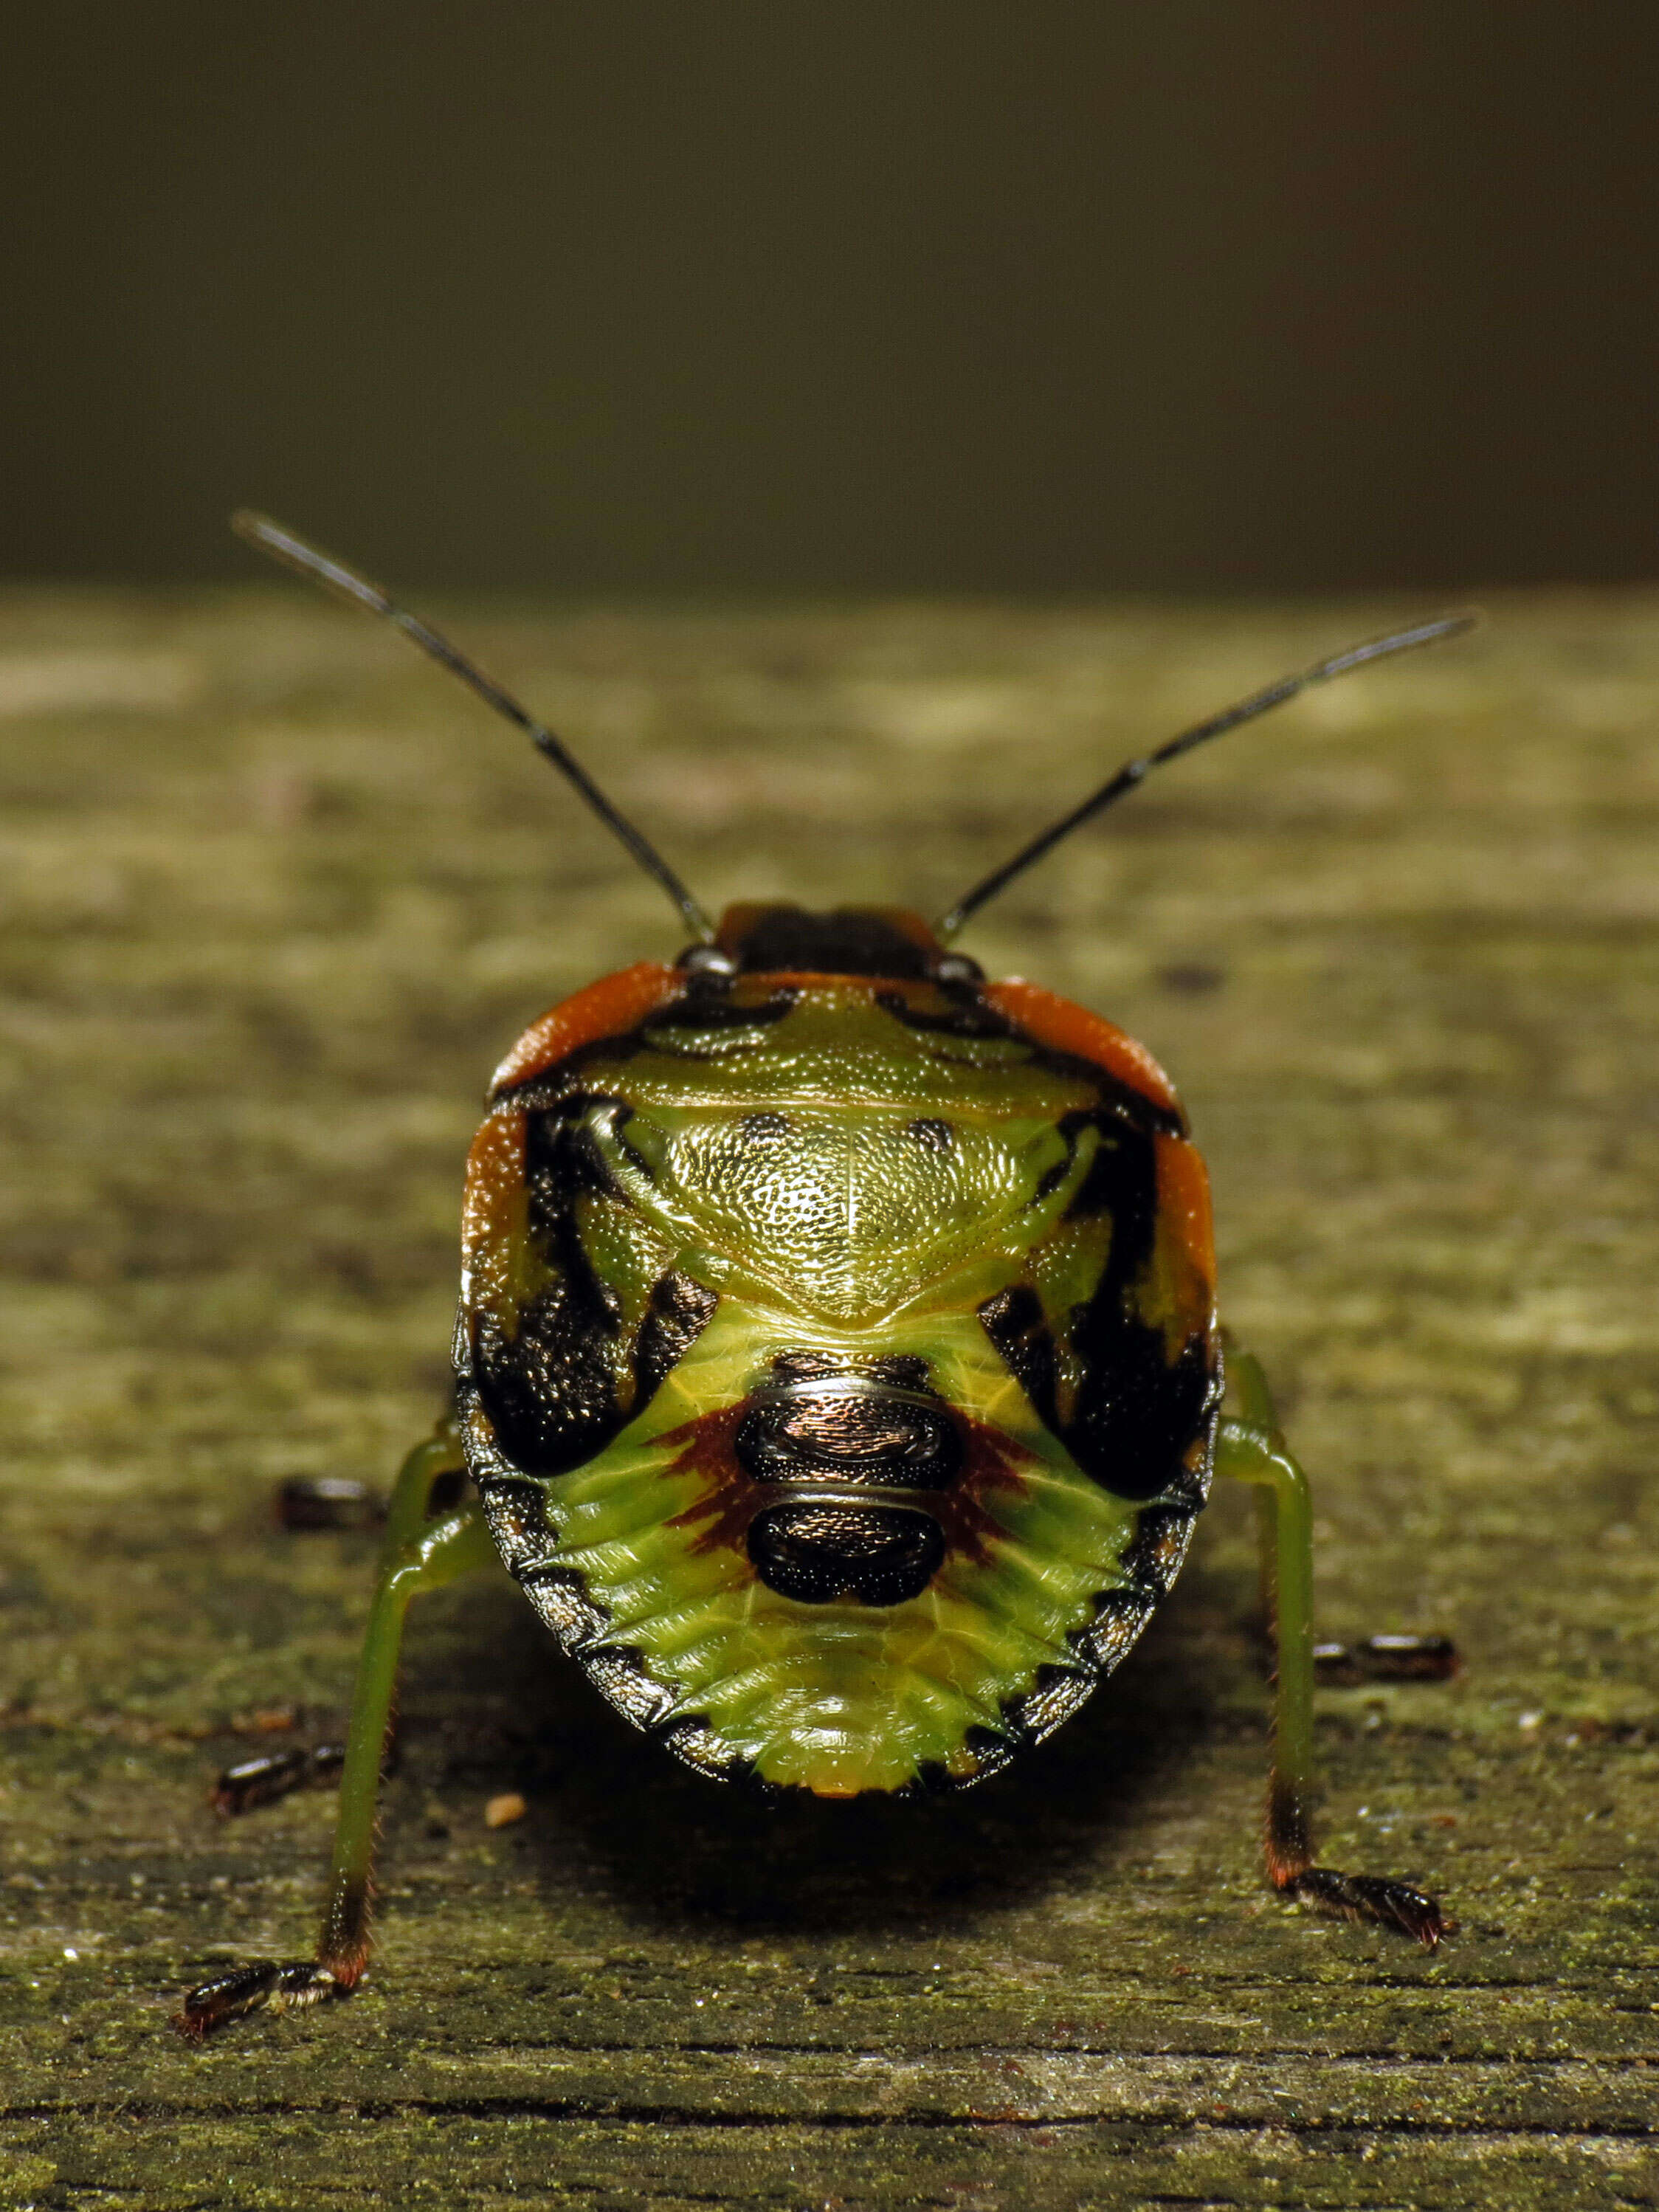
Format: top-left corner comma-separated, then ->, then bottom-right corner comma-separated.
232,511 -> 716,943
936,613 -> 1479,943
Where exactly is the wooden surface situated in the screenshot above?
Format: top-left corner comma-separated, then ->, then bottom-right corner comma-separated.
1,585 -> 1655,2209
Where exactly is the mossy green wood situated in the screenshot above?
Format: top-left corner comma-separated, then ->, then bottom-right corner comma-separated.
4,588 -> 1658,2206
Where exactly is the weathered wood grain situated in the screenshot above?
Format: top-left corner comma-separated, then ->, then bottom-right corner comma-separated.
1,588 -> 1655,2208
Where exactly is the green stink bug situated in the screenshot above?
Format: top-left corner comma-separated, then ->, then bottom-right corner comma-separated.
176,518 -> 1471,2037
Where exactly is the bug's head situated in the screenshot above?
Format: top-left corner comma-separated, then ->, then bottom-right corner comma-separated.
678,903 -> 984,985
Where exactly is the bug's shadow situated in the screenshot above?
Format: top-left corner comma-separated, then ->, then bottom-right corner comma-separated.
404,1562 -> 1246,1940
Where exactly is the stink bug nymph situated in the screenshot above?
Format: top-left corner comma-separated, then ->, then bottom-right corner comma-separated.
174,515 -> 1472,2038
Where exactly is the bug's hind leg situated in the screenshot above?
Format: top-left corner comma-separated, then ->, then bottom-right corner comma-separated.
1215,1345 -> 1449,1949
173,1419 -> 498,2039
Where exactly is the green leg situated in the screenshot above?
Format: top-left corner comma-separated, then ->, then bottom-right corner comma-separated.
1217,1343 -> 1448,1948
173,1420 -> 498,2039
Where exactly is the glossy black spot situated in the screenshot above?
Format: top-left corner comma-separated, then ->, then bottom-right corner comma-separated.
868,1353 -> 930,1391
741,1111 -> 791,1141
875,988 -> 1013,1038
907,1117 -> 955,1151
633,1270 -> 720,1408
765,1350 -> 930,1391
748,1501 -> 945,1605
766,1348 -> 842,1384
472,1266 -> 621,1478
642,986 -> 797,1034
734,1386 -> 963,1491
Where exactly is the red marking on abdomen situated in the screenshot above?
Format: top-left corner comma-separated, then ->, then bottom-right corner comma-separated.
655,1398 -> 1033,1571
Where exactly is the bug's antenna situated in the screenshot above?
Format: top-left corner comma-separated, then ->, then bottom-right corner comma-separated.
935,613 -> 1479,943
232,511 -> 717,944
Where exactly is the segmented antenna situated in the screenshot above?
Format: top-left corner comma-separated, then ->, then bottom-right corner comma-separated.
232,512 -> 716,944
936,613 -> 1478,942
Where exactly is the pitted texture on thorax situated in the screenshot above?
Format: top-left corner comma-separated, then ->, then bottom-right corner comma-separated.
525,982 -> 1120,1326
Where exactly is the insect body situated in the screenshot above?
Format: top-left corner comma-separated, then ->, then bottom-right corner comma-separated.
460,914 -> 1217,1798
175,520 -> 1470,2036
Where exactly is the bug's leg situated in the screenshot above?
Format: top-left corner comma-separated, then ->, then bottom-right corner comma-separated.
173,1421 -> 497,2039
1215,1346 -> 1448,1949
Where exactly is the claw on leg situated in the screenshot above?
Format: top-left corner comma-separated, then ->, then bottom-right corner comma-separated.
172,1959 -> 343,2041
1266,1776 -> 1448,1949
1277,1864 -> 1448,1948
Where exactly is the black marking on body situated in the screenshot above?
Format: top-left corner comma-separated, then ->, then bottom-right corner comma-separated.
875,988 -> 1188,1137
1001,1658 -> 1097,1746
634,1271 -> 720,1407
510,1555 -> 610,1649
741,1110 -> 792,1141
473,1474 -> 554,1576
748,1500 -> 945,1606
908,1726 -> 1018,1796
492,984 -> 796,1108
470,1101 -> 716,1477
1119,1502 -> 1200,1595
874,987 -> 1018,1039
641,983 -> 799,1040
1075,1584 -> 1160,1672
976,1104 -> 1218,1503
977,1285 -> 1057,1422
734,1385 -> 963,1493
734,1357 -> 965,1603
654,1715 -> 756,1785
581,1644 -> 675,1728
766,1349 -> 931,1391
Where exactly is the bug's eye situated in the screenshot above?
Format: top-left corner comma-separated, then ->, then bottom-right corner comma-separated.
678,943 -> 739,978
933,952 -> 983,985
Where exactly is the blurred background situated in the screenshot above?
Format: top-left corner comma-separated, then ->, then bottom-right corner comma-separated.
4,1 -> 1656,596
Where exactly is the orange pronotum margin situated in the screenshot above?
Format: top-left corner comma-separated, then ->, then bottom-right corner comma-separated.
982,979 -> 1186,1123
489,962 -> 685,1095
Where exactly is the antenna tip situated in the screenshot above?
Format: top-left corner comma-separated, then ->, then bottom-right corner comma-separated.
1436,608 -> 1483,640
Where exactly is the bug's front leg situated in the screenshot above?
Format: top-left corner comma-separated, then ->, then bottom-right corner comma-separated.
1215,1345 -> 1449,1949
173,1421 -> 498,2039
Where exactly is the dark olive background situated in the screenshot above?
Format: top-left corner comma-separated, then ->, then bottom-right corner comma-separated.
4,1 -> 1657,592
